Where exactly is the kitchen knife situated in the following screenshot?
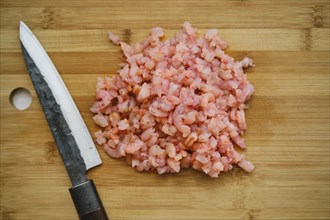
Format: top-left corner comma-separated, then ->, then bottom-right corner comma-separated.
20,21 -> 109,220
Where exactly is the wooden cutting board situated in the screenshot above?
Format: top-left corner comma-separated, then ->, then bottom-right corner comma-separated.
1,1 -> 329,219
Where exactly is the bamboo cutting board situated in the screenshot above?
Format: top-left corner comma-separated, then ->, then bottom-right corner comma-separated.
0,0 -> 329,219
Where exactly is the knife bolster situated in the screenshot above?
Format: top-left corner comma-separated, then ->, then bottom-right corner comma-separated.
69,179 -> 108,219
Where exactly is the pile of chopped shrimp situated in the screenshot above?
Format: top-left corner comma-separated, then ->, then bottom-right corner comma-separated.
91,22 -> 255,177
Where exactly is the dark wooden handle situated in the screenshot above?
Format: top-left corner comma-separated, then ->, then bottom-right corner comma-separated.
80,206 -> 108,220
69,179 -> 109,220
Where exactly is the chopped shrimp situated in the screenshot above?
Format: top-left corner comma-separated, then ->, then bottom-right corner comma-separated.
240,57 -> 254,68
238,159 -> 254,173
167,158 -> 180,172
103,144 -> 122,158
173,105 -> 191,137
117,119 -> 130,130
125,136 -> 144,154
92,22 -> 255,177
137,83 -> 151,101
198,133 -> 211,142
94,130 -> 106,145
236,110 -> 246,130
196,154 -> 209,164
109,32 -> 121,45
184,132 -> 198,147
161,124 -> 177,136
166,143 -> 177,158
140,127 -> 155,141
93,114 -> 108,127
183,111 -> 197,125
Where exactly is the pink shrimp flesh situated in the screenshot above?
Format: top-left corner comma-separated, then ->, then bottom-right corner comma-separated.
91,22 -> 255,177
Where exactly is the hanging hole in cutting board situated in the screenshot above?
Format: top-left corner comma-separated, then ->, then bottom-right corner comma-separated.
9,87 -> 32,110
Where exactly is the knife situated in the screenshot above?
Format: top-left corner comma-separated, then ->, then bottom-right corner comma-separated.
19,21 -> 109,220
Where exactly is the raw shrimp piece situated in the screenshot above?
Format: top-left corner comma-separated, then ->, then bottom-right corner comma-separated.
141,127 -> 155,141
95,130 -> 106,145
93,114 -> 108,127
166,143 -> 177,158
167,158 -> 180,172
240,57 -> 254,68
137,83 -> 151,101
118,119 -> 130,130
125,137 -> 144,154
196,154 -> 209,164
236,110 -> 246,130
184,132 -> 198,147
238,159 -> 255,173
161,124 -> 177,136
108,32 -> 121,45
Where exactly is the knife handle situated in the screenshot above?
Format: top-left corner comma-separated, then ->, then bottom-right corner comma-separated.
69,179 -> 109,220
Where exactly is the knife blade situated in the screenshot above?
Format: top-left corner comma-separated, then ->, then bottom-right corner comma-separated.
20,21 -> 109,220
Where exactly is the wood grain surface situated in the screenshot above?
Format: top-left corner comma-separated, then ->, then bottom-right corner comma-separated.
0,0 -> 329,219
